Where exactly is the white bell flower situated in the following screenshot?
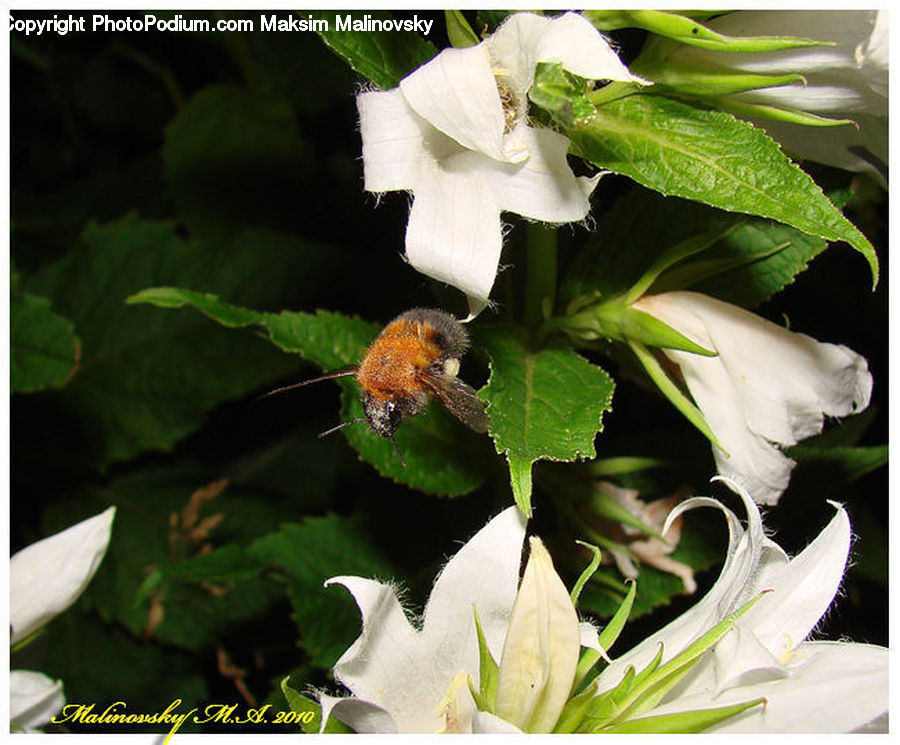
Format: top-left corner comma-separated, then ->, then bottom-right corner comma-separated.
632,291 -> 872,504
592,480 -> 888,733
318,506 -> 603,733
10,507 -> 116,730
669,10 -> 888,182
358,12 -> 643,316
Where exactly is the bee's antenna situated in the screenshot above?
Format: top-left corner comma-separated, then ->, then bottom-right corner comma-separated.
318,418 -> 367,438
389,436 -> 407,469
260,367 -> 358,400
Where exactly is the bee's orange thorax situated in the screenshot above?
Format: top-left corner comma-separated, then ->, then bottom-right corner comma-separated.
356,320 -> 444,401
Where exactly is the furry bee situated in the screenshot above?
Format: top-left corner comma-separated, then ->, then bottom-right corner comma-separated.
266,309 -> 490,456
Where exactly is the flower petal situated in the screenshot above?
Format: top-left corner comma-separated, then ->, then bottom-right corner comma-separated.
488,124 -> 599,222
472,710 -> 523,733
404,164 -> 503,315
10,506 -> 116,644
650,641 -> 888,733
740,501 -> 850,655
488,12 -> 642,106
10,670 -> 65,732
357,88 -> 430,192
400,44 -> 521,163
423,505 -> 527,662
323,576 -> 424,724
318,692 -> 397,734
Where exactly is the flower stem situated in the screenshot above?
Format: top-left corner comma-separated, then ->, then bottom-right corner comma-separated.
524,223 -> 558,333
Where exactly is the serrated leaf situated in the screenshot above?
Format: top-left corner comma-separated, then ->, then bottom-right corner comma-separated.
479,325 -> 614,515
128,287 -> 490,496
163,84 -> 310,241
11,290 -> 79,393
24,216 -> 306,468
312,10 -> 437,89
569,94 -> 878,286
249,514 -> 397,668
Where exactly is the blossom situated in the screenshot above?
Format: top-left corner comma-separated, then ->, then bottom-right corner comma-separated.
358,12 -> 642,316
10,507 -> 116,731
591,480 -> 888,733
317,506 -> 603,733
632,291 -> 872,504
668,10 -> 888,182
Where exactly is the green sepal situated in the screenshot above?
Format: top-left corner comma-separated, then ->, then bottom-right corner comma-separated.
570,541 -> 602,606
624,225 -> 739,304
471,606 -> 500,712
564,303 -> 715,356
573,579 -> 637,692
587,490 -> 665,540
629,340 -> 723,451
597,698 -> 766,733
582,664 -> 636,725
647,66 -> 806,98
553,678 -> 600,733
445,10 -> 480,47
584,10 -> 826,53
589,456 -> 668,477
715,96 -> 856,127
607,590 -> 769,725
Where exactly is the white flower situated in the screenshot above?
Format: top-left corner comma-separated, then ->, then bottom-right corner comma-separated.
670,10 -> 888,182
632,291 -> 872,504
358,12 -> 642,316
592,479 -> 888,733
318,506 -> 603,733
10,671 -> 65,733
10,507 -> 116,731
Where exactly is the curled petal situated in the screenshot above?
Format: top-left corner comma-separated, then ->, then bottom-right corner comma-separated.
10,670 -> 65,732
400,44 -> 521,163
488,124 -> 600,222
318,692 -> 396,734
488,12 -> 644,104
10,507 -> 116,644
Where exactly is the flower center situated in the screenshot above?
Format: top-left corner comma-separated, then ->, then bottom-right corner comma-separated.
492,68 -> 520,134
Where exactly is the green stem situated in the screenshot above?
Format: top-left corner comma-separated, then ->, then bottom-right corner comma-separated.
524,223 -> 558,333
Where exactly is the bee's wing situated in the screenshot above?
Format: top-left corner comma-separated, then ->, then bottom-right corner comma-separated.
421,371 -> 490,433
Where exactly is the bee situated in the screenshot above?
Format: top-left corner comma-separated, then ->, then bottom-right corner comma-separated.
265,309 -> 490,463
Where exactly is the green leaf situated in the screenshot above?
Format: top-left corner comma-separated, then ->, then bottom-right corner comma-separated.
11,289 -> 79,393
155,544 -> 266,584
313,10 -> 437,89
24,216 -> 306,468
475,10 -> 511,33
479,326 -> 614,515
162,84 -> 310,242
249,514 -> 398,668
128,287 -> 490,496
42,467 -> 288,653
568,94 -> 878,287
446,10 -> 480,47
